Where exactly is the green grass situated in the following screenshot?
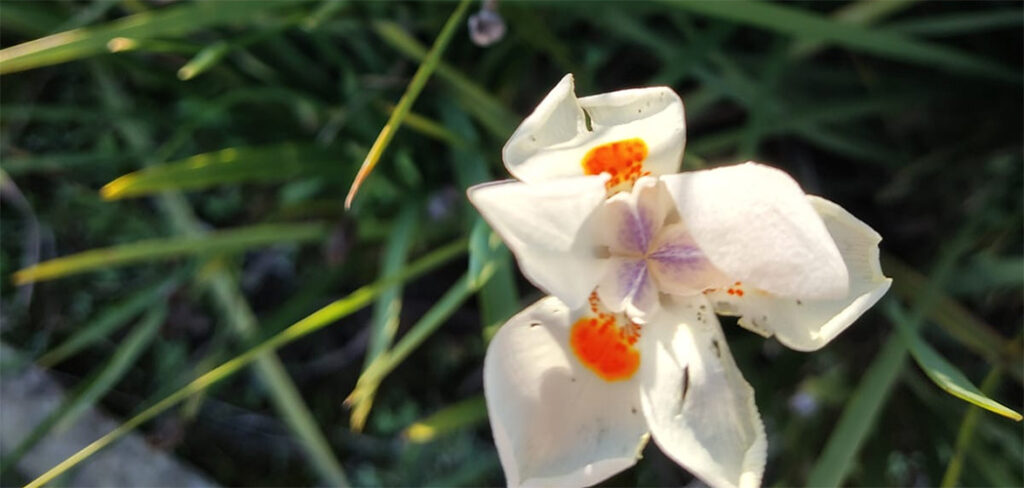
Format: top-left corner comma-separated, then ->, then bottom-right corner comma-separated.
1,1 -> 1020,486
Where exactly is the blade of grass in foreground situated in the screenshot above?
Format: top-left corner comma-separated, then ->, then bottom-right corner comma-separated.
892,309 -> 1021,421
12,222 -> 328,284
0,0 -> 297,74
23,239 -> 467,488
941,368 -> 1006,487
668,0 -> 1017,81
344,0 -> 472,208
1,306 -> 165,476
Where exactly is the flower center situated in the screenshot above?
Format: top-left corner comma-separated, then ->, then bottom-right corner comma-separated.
569,292 -> 641,381
581,138 -> 650,192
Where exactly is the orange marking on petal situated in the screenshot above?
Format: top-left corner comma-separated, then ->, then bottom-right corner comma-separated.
581,138 -> 649,191
570,315 -> 640,382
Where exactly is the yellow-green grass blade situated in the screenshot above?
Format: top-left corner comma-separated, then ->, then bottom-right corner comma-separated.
36,274 -> 181,368
942,368 -> 1006,487
347,266 -> 495,431
364,202 -> 419,369
344,0 -> 472,208
667,0 -> 1018,81
404,395 -> 488,444
23,239 -> 467,488
100,144 -> 340,199
0,0 -> 299,74
1,306 -> 166,476
13,222 -> 328,284
372,20 -> 518,139
891,304 -> 1021,421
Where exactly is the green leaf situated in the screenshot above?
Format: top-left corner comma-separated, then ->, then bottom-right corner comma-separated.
0,0 -> 300,74
23,239 -> 468,488
365,202 -> 420,367
344,0 -> 473,208
667,0 -> 1018,81
13,222 -> 329,284
100,144 -> 341,199
36,275 -> 181,367
0,306 -> 166,475
403,395 -> 488,444
890,301 -> 1022,421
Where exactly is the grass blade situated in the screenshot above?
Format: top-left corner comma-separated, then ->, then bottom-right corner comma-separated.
347,266 -> 495,431
364,202 -> 419,368
100,144 -> 340,199
1,305 -> 166,475
891,305 -> 1021,421
403,395 -> 488,444
941,368 -> 1005,487
344,0 -> 473,208
13,222 -> 328,284
36,275 -> 181,367
22,239 -> 467,488
0,0 -> 298,74
667,0 -> 1018,80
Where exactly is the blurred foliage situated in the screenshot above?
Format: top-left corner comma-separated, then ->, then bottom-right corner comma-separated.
1,1 -> 1021,487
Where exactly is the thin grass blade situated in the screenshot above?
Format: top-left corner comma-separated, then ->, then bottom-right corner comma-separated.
344,0 -> 473,208
404,395 -> 488,443
13,222 -> 328,284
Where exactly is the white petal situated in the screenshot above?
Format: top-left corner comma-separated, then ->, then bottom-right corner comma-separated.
638,297 -> 766,488
503,74 -> 685,185
594,176 -> 667,255
467,177 -> 610,309
596,257 -> 660,321
662,162 -> 849,300
647,223 -> 732,295
708,196 -> 892,351
485,297 -> 649,487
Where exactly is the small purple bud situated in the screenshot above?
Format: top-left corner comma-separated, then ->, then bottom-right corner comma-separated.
468,9 -> 506,47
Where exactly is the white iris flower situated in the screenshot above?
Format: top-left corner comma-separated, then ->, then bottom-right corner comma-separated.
467,74 -> 891,488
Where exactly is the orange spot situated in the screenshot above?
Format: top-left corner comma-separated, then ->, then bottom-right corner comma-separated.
570,314 -> 640,382
581,138 -> 650,191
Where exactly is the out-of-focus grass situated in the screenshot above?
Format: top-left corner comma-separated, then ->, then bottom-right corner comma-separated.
1,1 -> 1021,487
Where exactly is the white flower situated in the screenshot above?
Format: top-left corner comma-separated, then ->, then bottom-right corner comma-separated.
467,74 -> 891,488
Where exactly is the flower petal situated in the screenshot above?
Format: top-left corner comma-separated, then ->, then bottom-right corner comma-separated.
596,257 -> 660,321
638,297 -> 766,488
595,176 -> 667,255
467,177 -> 609,309
707,196 -> 892,351
647,223 -> 732,295
485,297 -> 649,487
662,162 -> 849,300
503,74 -> 685,185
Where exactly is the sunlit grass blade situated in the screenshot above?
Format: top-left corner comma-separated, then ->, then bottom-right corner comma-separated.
344,0 -> 472,209
364,202 -> 419,368
36,275 -> 181,367
377,102 -> 466,148
347,266 -> 495,431
890,301 -> 1021,421
372,20 -> 519,139
100,144 -> 339,199
1,305 -> 165,476
667,0 -> 1018,80
22,239 -> 467,488
941,368 -> 1005,487
404,395 -> 487,443
0,0 -> 297,74
12,222 -> 328,284
177,41 -> 230,80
